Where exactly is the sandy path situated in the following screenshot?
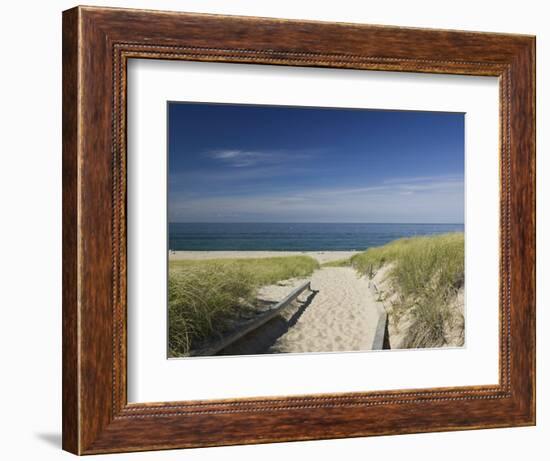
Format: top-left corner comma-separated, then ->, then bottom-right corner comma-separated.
267,267 -> 385,353
169,250 -> 358,264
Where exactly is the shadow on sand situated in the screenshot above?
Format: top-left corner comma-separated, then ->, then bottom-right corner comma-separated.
218,289 -> 319,356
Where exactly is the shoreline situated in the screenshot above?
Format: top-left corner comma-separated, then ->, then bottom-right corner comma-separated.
169,250 -> 359,264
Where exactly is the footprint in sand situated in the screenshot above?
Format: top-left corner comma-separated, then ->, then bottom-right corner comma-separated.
269,267 -> 385,353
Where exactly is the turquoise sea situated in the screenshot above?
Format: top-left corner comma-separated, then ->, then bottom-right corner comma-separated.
168,223 -> 464,252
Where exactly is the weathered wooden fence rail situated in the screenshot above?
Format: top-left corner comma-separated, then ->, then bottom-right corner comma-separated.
372,308 -> 389,350
369,280 -> 390,350
190,280 -> 312,357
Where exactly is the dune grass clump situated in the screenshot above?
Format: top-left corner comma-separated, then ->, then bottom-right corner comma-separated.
321,258 -> 352,268
351,232 -> 464,348
168,256 -> 319,356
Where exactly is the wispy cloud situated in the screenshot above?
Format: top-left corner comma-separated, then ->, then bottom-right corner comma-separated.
204,148 -> 318,168
206,150 -> 267,167
169,175 -> 464,223
279,175 -> 464,199
382,174 -> 463,185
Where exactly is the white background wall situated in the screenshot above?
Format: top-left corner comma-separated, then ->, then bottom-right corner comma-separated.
0,1 -> 546,459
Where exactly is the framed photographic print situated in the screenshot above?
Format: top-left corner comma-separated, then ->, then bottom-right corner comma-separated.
62,6 -> 535,455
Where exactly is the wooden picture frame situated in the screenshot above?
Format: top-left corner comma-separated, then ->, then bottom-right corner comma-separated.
62,5 -> 535,455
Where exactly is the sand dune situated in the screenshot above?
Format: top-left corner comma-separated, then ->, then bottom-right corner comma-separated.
169,250 -> 358,264
171,250 -> 385,354
259,267 -> 386,353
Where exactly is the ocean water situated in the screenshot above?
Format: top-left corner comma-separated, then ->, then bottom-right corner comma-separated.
168,223 -> 464,252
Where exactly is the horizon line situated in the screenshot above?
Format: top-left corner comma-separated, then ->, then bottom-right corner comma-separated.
168,221 -> 465,225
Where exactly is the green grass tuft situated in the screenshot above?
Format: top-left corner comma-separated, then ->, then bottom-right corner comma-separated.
351,232 -> 464,348
168,256 -> 319,356
321,258 -> 352,268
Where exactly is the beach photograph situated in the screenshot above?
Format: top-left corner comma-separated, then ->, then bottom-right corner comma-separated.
167,102 -> 465,358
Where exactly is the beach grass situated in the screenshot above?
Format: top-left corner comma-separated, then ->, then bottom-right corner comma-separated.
321,258 -> 352,268
168,255 -> 319,356
351,232 -> 464,348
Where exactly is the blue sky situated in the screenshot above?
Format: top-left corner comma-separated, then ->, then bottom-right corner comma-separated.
168,102 -> 464,223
